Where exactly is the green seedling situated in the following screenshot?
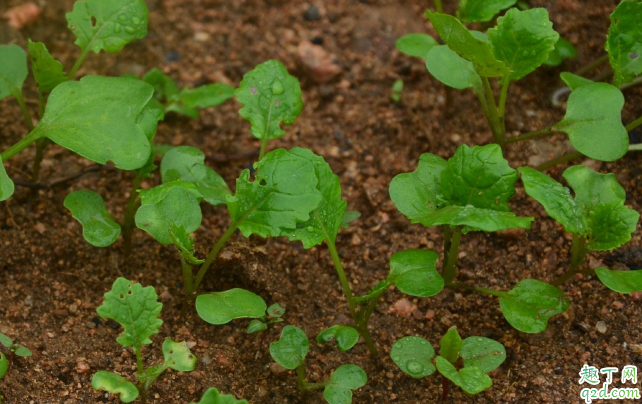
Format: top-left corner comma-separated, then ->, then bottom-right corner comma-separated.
606,0 -> 642,87
190,388 -> 248,404
391,79 -> 404,102
0,332 -> 32,402
270,326 -> 367,404
519,165 -> 640,291
391,327 -> 506,399
91,277 -> 197,403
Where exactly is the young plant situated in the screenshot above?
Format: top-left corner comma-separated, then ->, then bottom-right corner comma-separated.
91,277 -> 197,403
0,332 -> 32,401
519,165 -> 641,291
190,388 -> 248,404
606,0 -> 642,87
390,327 -> 506,398
270,325 -> 367,404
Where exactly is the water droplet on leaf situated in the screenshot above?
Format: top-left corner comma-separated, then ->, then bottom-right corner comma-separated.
406,360 -> 424,375
271,80 -> 284,95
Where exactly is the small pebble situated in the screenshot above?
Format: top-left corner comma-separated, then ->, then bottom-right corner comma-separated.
596,321 -> 607,334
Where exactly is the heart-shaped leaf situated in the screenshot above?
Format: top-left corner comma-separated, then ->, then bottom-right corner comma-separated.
498,279 -> 569,333
91,371 -> 139,403
390,336 -> 436,378
64,190 -> 121,247
317,325 -> 359,352
34,76 -> 154,170
556,83 -> 628,161
595,268 -> 642,294
190,388 -> 249,404
162,339 -> 197,372
457,0 -> 516,22
439,327 -> 462,364
544,37 -> 577,67
0,44 -> 27,101
27,40 -> 67,92
0,157 -> 15,202
323,364 -> 367,404
269,325 -> 309,370
66,0 -> 149,54
461,337 -> 506,373
196,289 -> 267,325
96,277 -> 163,348
435,356 -> 492,395
425,45 -> 482,90
560,72 -> 593,91
387,249 -> 444,297
606,0 -> 642,86
396,33 -> 438,58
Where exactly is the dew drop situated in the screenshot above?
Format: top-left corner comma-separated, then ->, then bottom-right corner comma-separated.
271,80 -> 284,95
306,226 -> 315,232
132,16 -> 141,24
118,14 -> 128,21
392,356 -> 401,362
406,360 -> 424,375
125,26 -> 136,34
114,24 -> 121,33
477,337 -> 483,342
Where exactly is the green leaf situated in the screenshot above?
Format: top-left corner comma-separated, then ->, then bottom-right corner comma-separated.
269,325 -> 309,370
27,40 -> 67,92
461,337 -> 506,373
563,165 -> 626,208
435,356 -> 492,395
136,97 -> 165,142
135,186 -> 202,245
91,371 -> 139,403
411,205 -> 533,232
286,148 -> 346,248
0,334 -> 12,348
595,268 -> 642,294
228,148 -> 323,239
606,0 -> 642,86
560,72 -> 593,90
34,76 -> 153,170
162,339 -> 197,372
0,157 -> 15,202
190,388 -> 249,404
391,79 -> 404,103
389,153 -> 447,219
0,353 -> 7,380
387,249 -> 444,297
267,303 -> 286,318
176,84 -> 235,109
138,181 -> 202,205
425,45 -> 482,90
498,279 -> 569,333
556,82 -> 628,161
586,201 -> 639,251
143,68 -> 179,100
13,346 -> 31,357
440,327 -> 462,364
66,0 -> 149,54
64,190 -> 121,247
518,167 -> 586,234
390,336 -> 436,378
425,11 -> 509,77
341,211 -> 361,229
96,277 -> 163,348
0,44 -> 28,101
488,8 -> 559,80
247,320 -> 268,334
165,103 -> 199,119
316,325 -> 359,352
235,60 -> 303,141
196,289 -> 267,325
396,33 -> 438,58
544,37 -> 577,67
457,0 -> 517,22
169,224 -> 204,265
323,364 -> 367,404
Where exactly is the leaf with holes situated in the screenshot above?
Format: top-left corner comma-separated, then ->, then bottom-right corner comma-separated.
161,339 -> 197,372
390,336 -> 436,378
196,289 -> 267,325
91,371 -> 138,403
269,325 -> 309,370
323,364 -> 367,404
0,44 -> 28,101
396,33 -> 438,58
595,268 -> 642,294
606,0 -> 642,86
27,40 -> 67,92
317,325 -> 359,352
64,190 -> 121,247
457,0 -> 517,22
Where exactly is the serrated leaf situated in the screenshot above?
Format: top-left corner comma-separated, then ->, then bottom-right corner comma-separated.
595,268 -> 642,294
286,148 -> 346,248
235,60 -> 303,141
440,327 -> 462,364
66,0 -> 148,54
227,148 -> 322,239
425,45 -> 482,90
425,11 -> 509,77
91,371 -> 139,403
389,153 -> 447,219
0,157 -> 15,202
556,83 -> 628,161
0,44 -> 27,101
396,33 -> 438,58
162,339 -> 197,372
13,346 -> 31,357
390,336 -> 436,378
488,8 -> 559,81
269,325 -> 309,370
33,76 -> 153,170
436,356 -> 492,395
457,0 -> 517,22
544,37 -> 577,67
246,319 -> 268,334
498,279 -> 569,333
196,289 -> 267,325
586,201 -> 639,251
560,72 -> 593,90
461,337 -> 506,373
143,68 -> 179,100
606,0 -> 642,86
323,364 -> 367,404
518,167 -> 586,234
64,190 -> 121,247
27,40 -> 67,92
0,353 -> 7,379
317,325 -> 359,352
563,165 -> 626,208
387,249 -> 444,297
96,277 -> 163,348
411,205 -> 533,232
190,388 -> 249,404
169,224 -> 204,265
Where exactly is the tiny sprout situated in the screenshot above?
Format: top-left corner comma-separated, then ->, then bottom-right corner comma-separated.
391,79 -> 404,103
0,332 -> 32,402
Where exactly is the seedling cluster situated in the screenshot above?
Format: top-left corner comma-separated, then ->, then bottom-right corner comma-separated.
0,0 -> 640,403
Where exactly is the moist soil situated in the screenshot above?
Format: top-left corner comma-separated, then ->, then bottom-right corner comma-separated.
1,0 -> 641,403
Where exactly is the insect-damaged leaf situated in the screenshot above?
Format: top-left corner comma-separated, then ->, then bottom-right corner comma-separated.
64,190 -> 121,247
91,371 -> 139,403
161,339 -> 197,372
196,289 -> 267,325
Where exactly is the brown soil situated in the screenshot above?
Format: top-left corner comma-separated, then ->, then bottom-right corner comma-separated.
1,0 -> 641,403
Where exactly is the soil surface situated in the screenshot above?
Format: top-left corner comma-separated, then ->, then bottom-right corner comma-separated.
1,0 -> 641,403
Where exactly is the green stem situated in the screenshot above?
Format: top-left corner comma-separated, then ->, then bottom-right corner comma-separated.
14,92 -> 34,131
574,54 -> 609,77
552,234 -> 588,286
447,283 -> 506,297
536,150 -> 583,171
433,0 -> 444,13
122,173 -> 142,255
1,129 -> 43,162
505,126 -> 555,144
629,144 -> 642,152
69,47 -> 90,80
498,77 -> 510,130
626,115 -> 642,132
192,222 -> 239,292
297,365 -> 327,392
442,227 -> 462,284
481,77 -> 505,145
31,139 -> 48,183
258,103 -> 275,161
